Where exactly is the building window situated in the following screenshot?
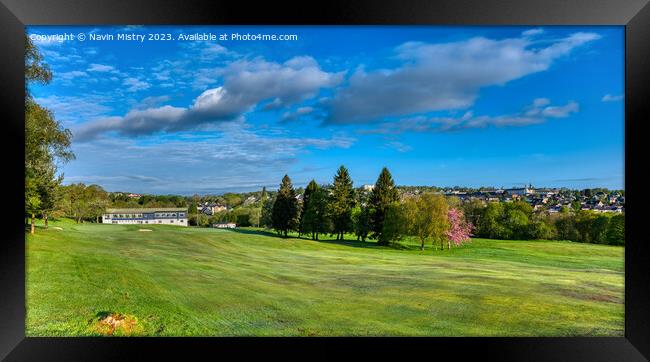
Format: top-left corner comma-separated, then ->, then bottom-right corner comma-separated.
170,220 -> 174,223
179,213 -> 185,217
112,221 -> 117,224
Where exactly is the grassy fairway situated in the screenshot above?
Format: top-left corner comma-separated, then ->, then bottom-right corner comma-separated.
26,219 -> 624,336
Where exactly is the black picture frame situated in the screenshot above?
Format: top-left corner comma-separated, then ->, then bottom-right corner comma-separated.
1,0 -> 648,360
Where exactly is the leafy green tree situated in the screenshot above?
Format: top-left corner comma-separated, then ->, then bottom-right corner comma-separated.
223,193 -> 243,208
25,177 -> 41,234
410,193 -> 449,251
59,184 -> 109,223
85,184 -> 110,223
260,196 -> 275,228
462,199 -> 485,228
575,211 -> 595,243
25,35 -> 52,92
36,165 -> 62,228
369,167 -> 399,244
24,35 -> 74,233
527,220 -> 556,240
606,214 -> 625,245
554,213 -> 580,241
260,186 -> 269,207
299,180 -> 318,236
571,201 -> 582,213
381,201 -> 410,244
188,202 -> 199,226
504,209 -> 529,239
236,213 -> 251,227
476,202 -> 506,239
500,201 -> 532,239
329,166 -> 356,240
271,175 -> 300,237
591,215 -> 611,244
249,207 -> 262,227
302,185 -> 330,240
351,205 -> 371,242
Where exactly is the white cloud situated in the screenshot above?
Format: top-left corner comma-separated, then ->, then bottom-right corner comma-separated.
540,101 -> 579,117
282,106 -> 315,121
324,31 -> 600,124
66,128 -> 355,194
34,95 -> 114,126
522,28 -> 545,37
602,94 -> 624,102
386,141 -> 413,153
532,98 -> 551,107
87,63 -> 115,72
123,77 -> 151,92
58,70 -> 88,80
358,98 -> 580,134
75,56 -> 342,140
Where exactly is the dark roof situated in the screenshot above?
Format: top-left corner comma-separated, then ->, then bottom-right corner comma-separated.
105,208 -> 187,213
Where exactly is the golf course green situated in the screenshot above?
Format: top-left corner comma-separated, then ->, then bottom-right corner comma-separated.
26,219 -> 624,336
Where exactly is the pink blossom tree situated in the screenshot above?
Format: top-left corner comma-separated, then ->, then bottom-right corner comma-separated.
445,207 -> 474,249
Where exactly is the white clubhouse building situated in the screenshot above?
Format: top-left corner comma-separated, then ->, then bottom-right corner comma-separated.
102,208 -> 188,226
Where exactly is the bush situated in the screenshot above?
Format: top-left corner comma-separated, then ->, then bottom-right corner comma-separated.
381,202 -> 409,244
527,221 -> 556,240
606,214 -> 625,245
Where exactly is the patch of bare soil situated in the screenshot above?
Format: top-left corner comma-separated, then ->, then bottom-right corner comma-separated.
93,312 -> 140,336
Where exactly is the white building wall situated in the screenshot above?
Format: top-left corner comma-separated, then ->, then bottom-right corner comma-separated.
102,215 -> 188,227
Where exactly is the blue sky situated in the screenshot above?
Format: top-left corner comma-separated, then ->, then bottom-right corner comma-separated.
27,26 -> 624,195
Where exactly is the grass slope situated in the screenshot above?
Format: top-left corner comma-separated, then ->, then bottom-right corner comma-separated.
26,219 -> 624,336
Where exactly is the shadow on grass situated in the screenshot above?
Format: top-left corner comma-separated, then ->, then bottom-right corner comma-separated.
224,228 -> 282,238
224,227 -> 414,250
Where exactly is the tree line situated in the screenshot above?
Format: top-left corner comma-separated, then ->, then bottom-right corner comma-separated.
462,199 -> 624,245
25,36 -> 75,233
263,166 -> 473,250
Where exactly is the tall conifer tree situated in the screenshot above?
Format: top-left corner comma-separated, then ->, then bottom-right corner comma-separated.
299,180 -> 318,236
330,166 -> 355,240
369,167 -> 399,244
271,175 -> 299,237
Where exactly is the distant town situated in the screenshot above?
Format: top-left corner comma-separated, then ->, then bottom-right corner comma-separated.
114,184 -> 625,217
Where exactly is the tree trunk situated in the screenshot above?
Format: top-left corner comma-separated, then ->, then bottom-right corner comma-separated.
44,213 -> 49,229
30,213 -> 35,234
420,239 -> 425,251
96,215 -> 99,223
340,232 -> 344,241
440,239 -> 444,250
447,240 -> 451,250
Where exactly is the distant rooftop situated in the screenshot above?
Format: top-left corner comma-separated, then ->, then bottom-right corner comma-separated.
105,208 -> 187,213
